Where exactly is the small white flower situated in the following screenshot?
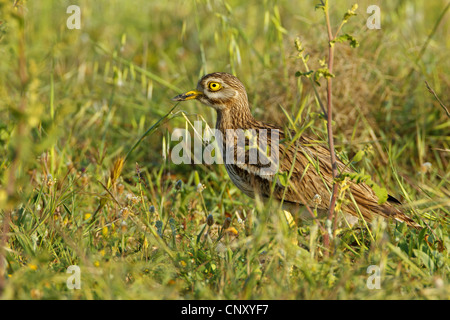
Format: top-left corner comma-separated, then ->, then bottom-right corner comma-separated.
313,194 -> 322,206
419,162 -> 432,174
119,207 -> 130,219
196,183 -> 205,193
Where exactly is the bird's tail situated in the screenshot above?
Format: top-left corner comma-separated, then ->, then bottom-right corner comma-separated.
381,203 -> 422,229
394,212 -> 422,229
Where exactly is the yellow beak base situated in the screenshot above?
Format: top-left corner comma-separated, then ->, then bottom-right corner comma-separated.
172,90 -> 203,101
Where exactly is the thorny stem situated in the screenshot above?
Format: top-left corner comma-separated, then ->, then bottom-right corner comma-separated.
323,1 -> 340,251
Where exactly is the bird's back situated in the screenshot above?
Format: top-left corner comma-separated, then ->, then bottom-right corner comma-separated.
219,118 -> 421,228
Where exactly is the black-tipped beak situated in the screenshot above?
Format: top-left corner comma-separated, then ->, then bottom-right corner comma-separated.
172,90 -> 203,101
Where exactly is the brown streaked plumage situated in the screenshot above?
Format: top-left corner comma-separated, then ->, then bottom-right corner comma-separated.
173,72 -> 421,229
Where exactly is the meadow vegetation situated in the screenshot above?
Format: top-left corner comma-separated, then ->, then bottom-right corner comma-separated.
0,0 -> 448,299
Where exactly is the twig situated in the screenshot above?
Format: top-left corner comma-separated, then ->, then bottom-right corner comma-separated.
425,81 -> 449,118
323,2 -> 340,249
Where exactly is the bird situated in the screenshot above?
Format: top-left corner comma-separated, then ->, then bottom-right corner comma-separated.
172,72 -> 421,229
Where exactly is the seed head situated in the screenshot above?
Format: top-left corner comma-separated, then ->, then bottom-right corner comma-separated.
222,217 -> 231,230
206,214 -> 214,226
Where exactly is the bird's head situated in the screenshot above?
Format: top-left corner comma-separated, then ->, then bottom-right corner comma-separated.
172,72 -> 249,112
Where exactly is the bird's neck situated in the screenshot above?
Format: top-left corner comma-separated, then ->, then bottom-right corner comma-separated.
215,103 -> 255,133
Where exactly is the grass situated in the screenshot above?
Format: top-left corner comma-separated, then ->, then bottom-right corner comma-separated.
0,0 -> 449,300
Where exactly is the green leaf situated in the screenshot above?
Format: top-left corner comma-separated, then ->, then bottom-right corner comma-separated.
343,4 -> 358,22
196,223 -> 207,245
314,68 -> 335,85
371,183 -> 388,204
413,249 -> 435,273
331,34 -> 359,48
277,172 -> 289,187
194,170 -> 201,186
294,37 -> 303,52
352,150 -> 365,163
343,171 -> 388,204
315,2 -> 326,11
295,70 -> 313,78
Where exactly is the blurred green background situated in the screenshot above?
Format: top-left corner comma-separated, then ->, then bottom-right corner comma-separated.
0,0 -> 448,299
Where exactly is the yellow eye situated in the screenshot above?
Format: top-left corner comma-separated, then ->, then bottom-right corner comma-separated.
208,82 -> 222,91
